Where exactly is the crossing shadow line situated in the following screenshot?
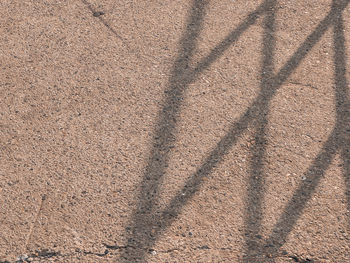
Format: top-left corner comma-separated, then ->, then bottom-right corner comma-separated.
119,1 -> 271,261
91,0 -> 349,262
260,1 -> 350,261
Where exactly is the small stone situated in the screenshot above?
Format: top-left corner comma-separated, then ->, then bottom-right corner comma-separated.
93,11 -> 105,17
149,249 -> 157,255
16,254 -> 29,262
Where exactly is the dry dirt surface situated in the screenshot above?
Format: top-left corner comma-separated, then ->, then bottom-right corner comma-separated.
1,0 -> 350,262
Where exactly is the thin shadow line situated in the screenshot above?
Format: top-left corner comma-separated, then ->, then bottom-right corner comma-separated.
81,0 -> 162,65
190,1 -> 269,80
81,0 -> 126,42
243,0 -> 276,262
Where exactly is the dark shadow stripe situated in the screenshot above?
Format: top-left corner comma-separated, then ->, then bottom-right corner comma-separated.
333,0 -> 350,233
120,1 -> 209,261
116,0 -> 350,262
243,1 -> 276,261
159,0 -> 349,233
263,0 -> 350,256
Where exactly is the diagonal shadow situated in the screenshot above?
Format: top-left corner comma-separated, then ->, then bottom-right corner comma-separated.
120,0 -> 210,261
81,0 -> 126,43
243,0 -> 276,261
158,0 -> 349,241
119,1 -> 272,261
333,1 -> 350,234
64,0 -> 349,261
114,0 -> 349,262
262,1 -> 350,259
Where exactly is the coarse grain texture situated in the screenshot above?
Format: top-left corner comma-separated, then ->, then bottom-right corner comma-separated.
1,0 -> 350,262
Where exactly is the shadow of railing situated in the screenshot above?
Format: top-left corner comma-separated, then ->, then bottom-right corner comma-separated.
82,0 -> 349,262
120,0 -> 210,261
243,0 -> 277,261
245,1 -> 350,261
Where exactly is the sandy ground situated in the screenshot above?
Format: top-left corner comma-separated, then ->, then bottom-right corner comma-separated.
1,0 -> 350,262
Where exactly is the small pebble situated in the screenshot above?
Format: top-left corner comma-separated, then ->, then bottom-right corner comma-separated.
16,254 -> 29,262
93,11 -> 105,17
149,249 -> 157,255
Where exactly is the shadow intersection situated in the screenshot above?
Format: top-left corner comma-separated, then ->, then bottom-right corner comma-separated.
89,0 -> 350,262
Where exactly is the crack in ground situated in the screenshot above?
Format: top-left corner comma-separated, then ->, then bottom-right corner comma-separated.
288,81 -> 318,90
4,245 -> 317,262
6,243 -> 138,262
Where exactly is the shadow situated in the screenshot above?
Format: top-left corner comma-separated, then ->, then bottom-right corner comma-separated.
120,0 -> 210,261
105,0 -> 350,261
81,0 -> 131,50
262,0 -> 350,259
119,0 -> 273,261
154,2 -> 349,256
243,0 -> 276,262
81,0 -> 124,40
245,1 -> 349,261
333,0 -> 350,234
